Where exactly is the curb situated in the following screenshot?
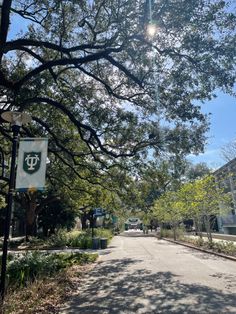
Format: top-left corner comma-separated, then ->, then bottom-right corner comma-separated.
161,237 -> 236,262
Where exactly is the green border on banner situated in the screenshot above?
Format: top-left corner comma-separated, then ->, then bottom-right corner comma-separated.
16,187 -> 45,192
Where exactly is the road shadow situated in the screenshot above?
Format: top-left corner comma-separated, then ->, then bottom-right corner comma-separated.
176,246 -> 227,261
61,257 -> 236,314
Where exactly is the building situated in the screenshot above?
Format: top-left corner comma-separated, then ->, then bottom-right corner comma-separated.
214,158 -> 236,235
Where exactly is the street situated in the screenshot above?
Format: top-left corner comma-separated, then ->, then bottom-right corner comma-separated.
60,232 -> 236,313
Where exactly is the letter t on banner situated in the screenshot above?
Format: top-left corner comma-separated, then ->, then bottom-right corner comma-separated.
15,138 -> 48,192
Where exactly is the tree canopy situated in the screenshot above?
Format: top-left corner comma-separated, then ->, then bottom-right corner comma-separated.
1,0 -> 235,183
152,174 -> 231,240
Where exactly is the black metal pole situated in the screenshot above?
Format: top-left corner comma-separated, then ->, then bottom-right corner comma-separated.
0,124 -> 20,301
92,215 -> 95,238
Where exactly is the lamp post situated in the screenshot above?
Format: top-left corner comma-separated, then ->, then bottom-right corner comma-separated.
0,147 -> 4,177
0,112 -> 31,302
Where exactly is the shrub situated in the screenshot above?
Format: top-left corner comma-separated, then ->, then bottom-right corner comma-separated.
7,251 -> 60,288
8,238 -> 25,249
94,228 -> 113,240
211,241 -> 236,256
160,228 -> 184,240
160,228 -> 172,238
64,228 -> 112,249
6,251 -> 98,289
182,236 -> 236,256
196,237 -> 205,247
47,229 -> 69,247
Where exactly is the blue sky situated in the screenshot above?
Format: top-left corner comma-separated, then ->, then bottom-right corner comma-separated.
187,92 -> 236,169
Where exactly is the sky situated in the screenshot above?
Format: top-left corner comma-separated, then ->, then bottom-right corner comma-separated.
187,92 -> 236,169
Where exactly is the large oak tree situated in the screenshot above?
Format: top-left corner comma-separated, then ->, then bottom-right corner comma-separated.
1,0 -> 235,174
0,1 -> 235,238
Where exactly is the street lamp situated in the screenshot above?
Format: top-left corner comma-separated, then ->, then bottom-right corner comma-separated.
0,111 -> 31,302
0,147 -> 4,177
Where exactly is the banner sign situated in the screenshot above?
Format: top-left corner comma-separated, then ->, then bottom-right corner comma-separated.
16,138 -> 48,192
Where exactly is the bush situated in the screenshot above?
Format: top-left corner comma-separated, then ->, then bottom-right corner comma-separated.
211,241 -> 236,256
94,228 -> 113,240
8,238 -> 25,249
5,251 -> 98,290
73,233 -> 92,249
195,237 -> 205,247
17,228 -> 113,249
66,230 -> 82,247
182,236 -> 236,256
7,251 -> 61,288
160,227 -> 185,240
160,228 -> 173,238
47,229 -> 69,247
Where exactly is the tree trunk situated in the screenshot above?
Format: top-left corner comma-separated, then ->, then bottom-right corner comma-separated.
81,214 -> 88,230
195,217 -> 203,239
173,223 -> 177,241
205,215 -> 212,244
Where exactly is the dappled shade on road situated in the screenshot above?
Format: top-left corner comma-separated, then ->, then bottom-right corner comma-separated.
62,258 -> 236,313
61,237 -> 236,314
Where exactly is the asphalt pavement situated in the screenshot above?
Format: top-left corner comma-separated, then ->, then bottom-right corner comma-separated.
60,231 -> 236,314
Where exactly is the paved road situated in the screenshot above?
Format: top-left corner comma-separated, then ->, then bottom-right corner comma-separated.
60,232 -> 236,313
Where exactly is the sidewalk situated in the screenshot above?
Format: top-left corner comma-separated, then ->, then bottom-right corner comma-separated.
59,235 -> 236,314
185,232 -> 236,243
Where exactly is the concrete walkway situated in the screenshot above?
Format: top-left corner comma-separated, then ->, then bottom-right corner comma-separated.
60,233 -> 236,314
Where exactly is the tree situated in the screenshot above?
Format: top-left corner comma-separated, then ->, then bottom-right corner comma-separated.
152,190 -> 186,240
152,174 -> 230,241
178,175 -> 230,241
1,1 -> 235,237
38,190 -> 76,236
185,162 -> 211,181
1,0 -> 235,175
221,139 -> 236,162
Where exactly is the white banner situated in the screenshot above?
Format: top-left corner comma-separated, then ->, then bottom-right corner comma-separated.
16,138 -> 48,192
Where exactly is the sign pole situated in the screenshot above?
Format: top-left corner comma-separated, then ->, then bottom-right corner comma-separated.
0,125 -> 20,301
0,111 -> 31,303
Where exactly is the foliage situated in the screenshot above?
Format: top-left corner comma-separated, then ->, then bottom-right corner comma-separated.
47,229 -> 70,247
211,241 -> 236,255
4,251 -> 97,290
184,162 -> 211,181
5,228 -> 113,251
180,175 -> 231,241
38,193 -> 77,236
221,139 -> 236,162
1,0 -> 235,181
68,232 -> 93,249
152,174 -> 231,241
183,236 -> 236,256
3,255 -> 97,314
47,228 -> 112,249
160,227 -> 185,240
93,228 -> 113,240
1,1 -> 235,237
0,195 -> 6,208
153,190 -> 186,240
